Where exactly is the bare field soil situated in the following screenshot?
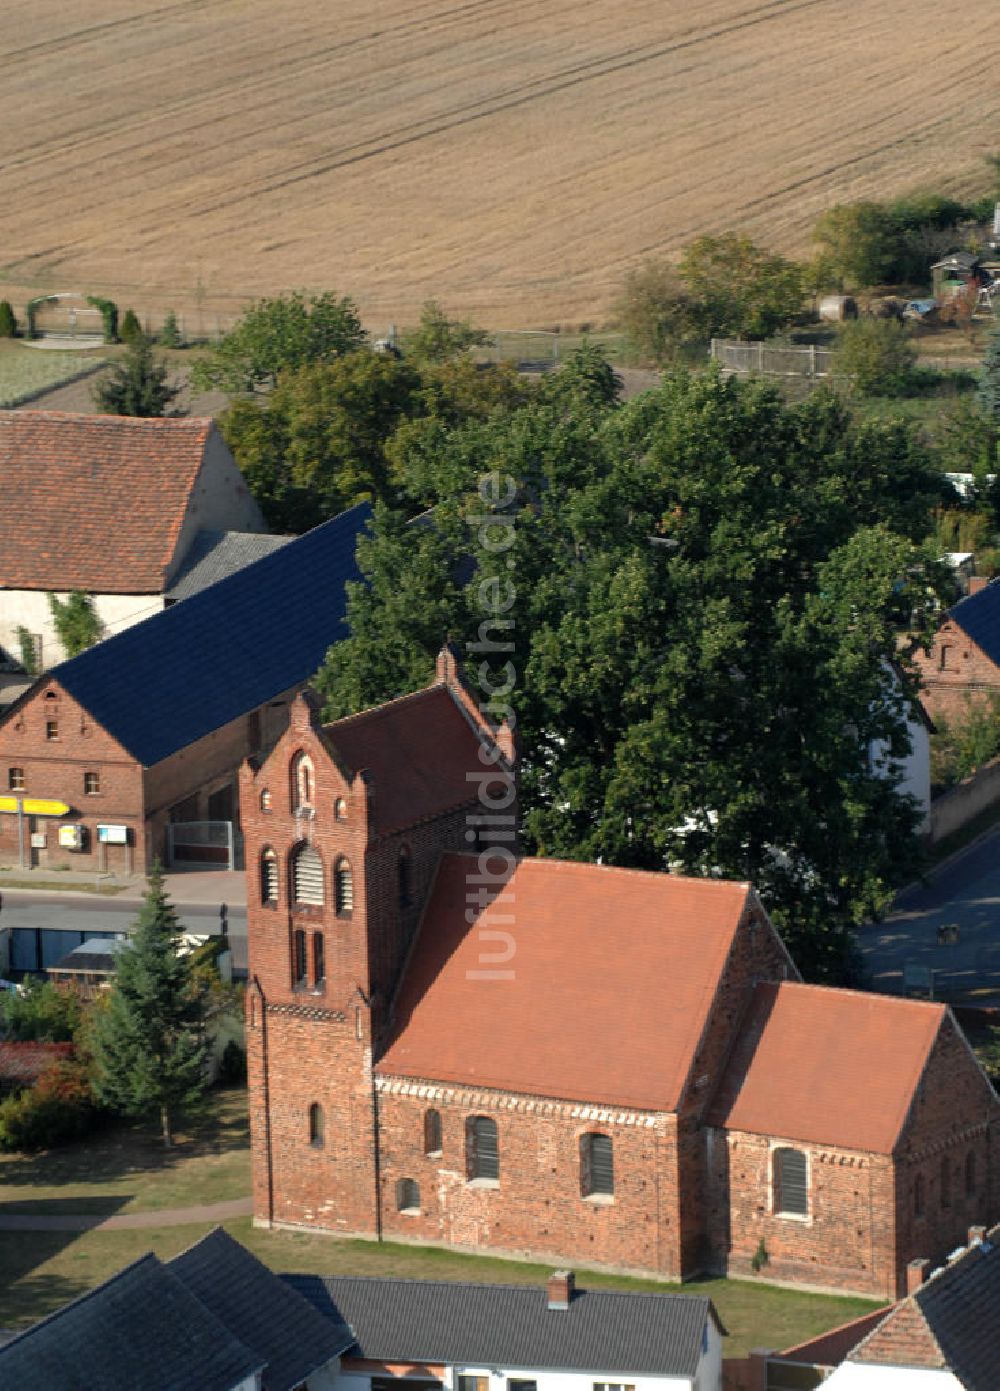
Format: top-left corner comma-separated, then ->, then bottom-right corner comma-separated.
1,0 -> 997,330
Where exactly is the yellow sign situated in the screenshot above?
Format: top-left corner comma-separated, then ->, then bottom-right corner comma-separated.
0,797 -> 71,816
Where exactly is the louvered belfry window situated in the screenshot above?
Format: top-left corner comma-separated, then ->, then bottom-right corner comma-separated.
334,858 -> 353,916
260,849 -> 278,905
774,1147 -> 808,1216
467,1115 -> 499,1181
292,843 -> 324,906
581,1132 -> 614,1197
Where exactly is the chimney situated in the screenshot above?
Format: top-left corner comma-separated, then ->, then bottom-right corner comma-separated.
968,1225 -> 987,1247
907,1257 -> 930,1292
436,641 -> 461,687
969,575 -> 990,596
547,1270 -> 575,1310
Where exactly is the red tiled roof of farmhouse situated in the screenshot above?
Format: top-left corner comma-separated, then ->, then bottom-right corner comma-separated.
325,686 -> 498,836
706,981 -> 944,1153
377,854 -> 753,1110
0,411 -> 214,592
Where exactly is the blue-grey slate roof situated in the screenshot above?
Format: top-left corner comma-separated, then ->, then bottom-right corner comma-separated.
0,1252 -> 263,1391
45,503 -> 370,767
165,528 -> 292,602
283,1275 -> 720,1379
948,580 -> 1000,667
169,1227 -> 352,1391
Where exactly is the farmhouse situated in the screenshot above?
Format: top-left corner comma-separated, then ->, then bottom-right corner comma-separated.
242,653 -> 1000,1300
0,411 -> 270,669
910,577 -> 1000,723
0,505 -> 369,876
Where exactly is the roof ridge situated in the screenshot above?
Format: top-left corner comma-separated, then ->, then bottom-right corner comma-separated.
313,1273 -> 710,1303
515,856 -> 750,892
775,979 -> 947,1014
324,682 -> 444,732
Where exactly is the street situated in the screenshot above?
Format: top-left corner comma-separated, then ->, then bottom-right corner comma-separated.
859,826 -> 1000,1001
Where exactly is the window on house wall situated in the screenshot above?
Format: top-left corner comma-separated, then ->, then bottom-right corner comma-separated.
335,798 -> 347,821
580,1132 -> 614,1198
260,848 -> 278,905
466,1115 -> 499,1181
941,1155 -> 951,1209
45,721 -> 58,741
292,843 -> 324,907
424,1108 -> 442,1155
398,845 -> 412,909
334,857 -> 353,916
965,1151 -> 976,1198
593,1383 -> 635,1391
291,752 -> 315,810
309,1102 -> 324,1148
914,1173 -> 925,1218
396,1177 -> 420,1212
458,1378 -> 489,1391
939,644 -> 951,670
8,768 -> 24,791
83,771 -> 100,795
260,789 -> 272,812
508,1382 -> 537,1391
313,932 -> 325,987
293,929 -> 307,988
774,1147 -> 808,1217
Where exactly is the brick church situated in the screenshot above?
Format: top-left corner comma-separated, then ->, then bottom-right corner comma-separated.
242,649 -> 1000,1299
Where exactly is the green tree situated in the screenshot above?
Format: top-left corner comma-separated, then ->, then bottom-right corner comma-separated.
191,290 -> 365,394
119,308 -> 143,345
404,300 -> 491,364
0,301 -> 17,338
813,202 -> 900,289
92,337 -> 182,417
677,233 -> 804,339
0,979 -> 82,1043
159,309 -> 183,349
317,362 -> 948,979
48,591 -> 103,657
978,326 -> 1000,430
16,627 -> 38,676
90,866 -> 210,1146
615,259 -> 705,363
832,318 -> 917,397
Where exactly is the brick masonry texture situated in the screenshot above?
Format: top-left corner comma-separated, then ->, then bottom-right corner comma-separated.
245,676 -> 1000,1299
911,617 -> 1000,723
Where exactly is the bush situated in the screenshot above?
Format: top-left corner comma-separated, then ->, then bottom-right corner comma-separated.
832,318 -> 917,396
0,979 -> 83,1043
119,308 -> 143,346
0,301 -> 17,338
931,693 -> 1000,790
0,1059 -> 96,1152
159,310 -> 183,349
615,260 -> 706,363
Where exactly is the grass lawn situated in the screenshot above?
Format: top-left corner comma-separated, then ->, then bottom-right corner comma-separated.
0,340 -> 107,407
0,1084 -> 879,1352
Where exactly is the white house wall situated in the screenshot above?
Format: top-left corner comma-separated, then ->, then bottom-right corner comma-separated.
0,590 -> 167,669
823,1362 -> 961,1389
164,426 -> 266,585
334,1362 -> 715,1391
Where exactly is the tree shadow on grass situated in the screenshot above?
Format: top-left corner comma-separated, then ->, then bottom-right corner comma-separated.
0,1201 -> 132,1328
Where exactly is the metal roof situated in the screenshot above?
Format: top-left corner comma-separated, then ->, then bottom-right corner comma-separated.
283,1274 -> 720,1378
165,528 -> 292,602
41,503 -> 371,767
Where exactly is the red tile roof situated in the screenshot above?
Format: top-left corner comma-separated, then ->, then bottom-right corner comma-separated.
377,854 -> 751,1110
707,981 -> 944,1153
0,411 -> 214,592
325,687 -> 493,836
0,1041 -> 74,1085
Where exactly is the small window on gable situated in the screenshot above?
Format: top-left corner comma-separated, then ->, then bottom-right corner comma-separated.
774,1147 -> 808,1217
292,843 -> 324,907
45,721 -> 58,741
261,848 -> 278,905
313,931 -> 325,986
424,1108 -> 442,1155
334,857 -> 353,917
8,768 -> 24,792
580,1132 -> 614,1198
260,789 -> 272,812
309,1102 -> 324,1148
44,690 -> 57,700
914,1173 -> 925,1218
335,797 -> 347,821
291,752 -> 315,811
84,771 -> 100,795
396,1177 -> 420,1213
941,1155 -> 951,1210
292,929 -> 307,987
939,644 -> 951,671
965,1151 -> 976,1198
466,1115 -> 499,1182
398,845 -> 412,909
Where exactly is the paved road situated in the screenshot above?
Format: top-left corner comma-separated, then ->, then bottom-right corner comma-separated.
859,826 -> 1000,1000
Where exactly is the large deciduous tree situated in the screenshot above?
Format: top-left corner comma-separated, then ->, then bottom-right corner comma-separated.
90,866 -> 209,1146
191,290 -> 366,394
317,356 -> 949,980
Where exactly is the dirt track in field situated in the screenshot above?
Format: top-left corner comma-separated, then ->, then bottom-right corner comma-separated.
1,0 -> 997,330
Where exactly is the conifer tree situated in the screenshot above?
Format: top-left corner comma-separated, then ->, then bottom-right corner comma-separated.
91,866 -> 209,1146
92,336 -> 182,417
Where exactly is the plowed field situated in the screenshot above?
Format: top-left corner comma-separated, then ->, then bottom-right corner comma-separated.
1,0 -> 997,329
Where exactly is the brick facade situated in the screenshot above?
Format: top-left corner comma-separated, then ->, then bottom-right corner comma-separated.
244,674 -> 1000,1301
911,616 -> 1000,723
